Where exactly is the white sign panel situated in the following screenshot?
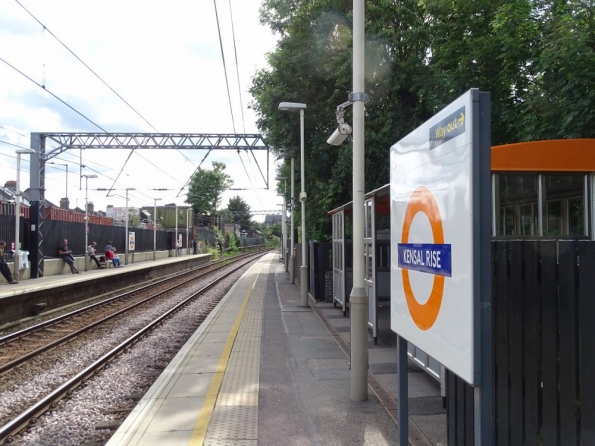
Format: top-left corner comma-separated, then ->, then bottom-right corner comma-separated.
390,90 -> 477,383
128,232 -> 135,252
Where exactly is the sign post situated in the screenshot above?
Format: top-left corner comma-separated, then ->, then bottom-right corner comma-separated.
390,89 -> 492,444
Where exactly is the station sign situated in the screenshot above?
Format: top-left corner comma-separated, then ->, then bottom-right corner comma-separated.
390,89 -> 491,384
128,232 -> 135,252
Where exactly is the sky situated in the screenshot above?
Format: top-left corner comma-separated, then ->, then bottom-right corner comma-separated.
0,0 -> 282,223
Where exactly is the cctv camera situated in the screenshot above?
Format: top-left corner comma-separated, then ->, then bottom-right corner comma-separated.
327,123 -> 352,146
299,192 -> 307,202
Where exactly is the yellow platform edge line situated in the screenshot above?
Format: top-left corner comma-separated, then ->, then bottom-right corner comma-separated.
188,267 -> 261,446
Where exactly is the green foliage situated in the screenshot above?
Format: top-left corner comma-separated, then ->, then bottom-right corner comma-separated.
253,0 -> 595,241
185,162 -> 233,218
226,195 -> 253,227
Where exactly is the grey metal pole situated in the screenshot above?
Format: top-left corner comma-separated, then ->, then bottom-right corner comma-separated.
13,153 -> 22,281
350,0 -> 368,401
84,177 -> 89,271
153,198 -> 161,261
124,188 -> 135,265
290,157 -> 295,283
186,208 -> 190,255
125,190 -> 129,265
14,149 -> 35,280
299,109 -> 308,307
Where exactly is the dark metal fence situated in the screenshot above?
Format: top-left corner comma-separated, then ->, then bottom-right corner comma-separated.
0,215 -> 258,259
447,240 -> 595,446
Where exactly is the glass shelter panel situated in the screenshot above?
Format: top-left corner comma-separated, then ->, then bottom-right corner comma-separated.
545,174 -> 586,237
498,174 -> 539,236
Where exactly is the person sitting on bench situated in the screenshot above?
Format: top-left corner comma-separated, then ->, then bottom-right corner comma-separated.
58,239 -> 80,274
0,241 -> 18,284
87,242 -> 103,269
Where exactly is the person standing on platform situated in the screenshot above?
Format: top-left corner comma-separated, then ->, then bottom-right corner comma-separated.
176,240 -> 182,256
58,239 -> 80,274
87,242 -> 103,269
0,241 -> 18,284
192,238 -> 198,254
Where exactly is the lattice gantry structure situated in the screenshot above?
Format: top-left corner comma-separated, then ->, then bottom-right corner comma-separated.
28,132 -> 269,278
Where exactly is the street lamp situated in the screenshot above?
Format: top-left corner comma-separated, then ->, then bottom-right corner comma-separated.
275,176 -> 288,268
82,174 -> 98,271
153,198 -> 162,261
351,0 -> 368,403
13,148 -> 35,281
278,102 -> 308,307
124,187 -> 135,265
175,204 -> 178,256
278,153 -> 295,281
186,208 -> 192,255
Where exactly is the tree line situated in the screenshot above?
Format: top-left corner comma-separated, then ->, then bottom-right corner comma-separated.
248,0 -> 595,241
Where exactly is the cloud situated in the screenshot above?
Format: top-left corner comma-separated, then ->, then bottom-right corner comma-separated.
1,0 -> 280,222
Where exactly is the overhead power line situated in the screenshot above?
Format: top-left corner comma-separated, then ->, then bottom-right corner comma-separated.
14,0 -> 159,134
0,56 -> 107,132
213,0 -> 236,133
228,0 -> 245,133
13,0 -> 196,197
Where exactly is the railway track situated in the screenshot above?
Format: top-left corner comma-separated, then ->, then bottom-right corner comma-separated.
0,250 -> 268,445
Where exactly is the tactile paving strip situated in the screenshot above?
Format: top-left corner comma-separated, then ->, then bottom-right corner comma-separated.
204,264 -> 269,446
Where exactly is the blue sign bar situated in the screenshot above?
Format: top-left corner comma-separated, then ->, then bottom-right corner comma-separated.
429,106 -> 466,150
397,243 -> 452,277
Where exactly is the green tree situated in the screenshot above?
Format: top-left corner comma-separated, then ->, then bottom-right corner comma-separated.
253,0 -> 595,241
185,161 -> 233,222
520,0 -> 595,139
226,195 -> 253,227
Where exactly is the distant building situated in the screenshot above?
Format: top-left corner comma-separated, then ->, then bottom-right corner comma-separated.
264,214 -> 282,227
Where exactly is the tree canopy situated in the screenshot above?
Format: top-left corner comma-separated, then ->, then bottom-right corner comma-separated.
226,195 -> 253,228
185,161 -> 233,217
253,0 -> 595,241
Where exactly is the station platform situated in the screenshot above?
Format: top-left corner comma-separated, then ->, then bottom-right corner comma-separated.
107,252 -> 446,446
0,253 -> 212,327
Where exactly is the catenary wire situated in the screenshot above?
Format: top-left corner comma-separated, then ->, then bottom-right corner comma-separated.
213,0 -> 236,133
12,0 -> 197,193
0,56 -> 107,132
228,0 -> 245,133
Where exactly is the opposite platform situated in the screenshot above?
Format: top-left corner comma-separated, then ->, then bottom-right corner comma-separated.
108,252 -> 445,446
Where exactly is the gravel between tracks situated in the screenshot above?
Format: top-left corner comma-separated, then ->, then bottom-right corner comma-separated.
4,260 -> 254,446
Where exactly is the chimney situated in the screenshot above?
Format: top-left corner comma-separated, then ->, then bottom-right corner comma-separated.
60,198 -> 69,209
4,181 -> 16,192
86,201 -> 94,215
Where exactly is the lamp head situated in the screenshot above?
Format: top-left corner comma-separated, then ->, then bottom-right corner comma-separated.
16,149 -> 36,154
278,102 -> 307,111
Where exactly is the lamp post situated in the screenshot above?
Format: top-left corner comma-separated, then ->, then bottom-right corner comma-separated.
278,153 -> 295,281
275,176 -> 288,268
351,0 -> 368,403
124,187 -> 135,265
153,198 -> 162,261
82,174 -> 98,271
186,208 -> 192,255
175,205 -> 178,256
13,148 -> 35,281
278,102 -> 308,306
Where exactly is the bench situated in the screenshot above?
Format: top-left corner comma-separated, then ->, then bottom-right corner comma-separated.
99,255 -> 114,268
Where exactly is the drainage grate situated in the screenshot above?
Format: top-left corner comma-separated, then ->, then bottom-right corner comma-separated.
312,368 -> 351,380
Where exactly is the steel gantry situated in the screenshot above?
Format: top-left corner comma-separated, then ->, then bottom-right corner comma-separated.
28,132 -> 270,278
